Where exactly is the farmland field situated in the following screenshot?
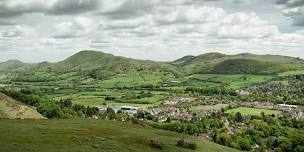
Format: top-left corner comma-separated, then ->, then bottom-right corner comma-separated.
226,107 -> 282,116
0,119 -> 238,152
186,74 -> 274,89
191,104 -> 229,111
278,70 -> 304,76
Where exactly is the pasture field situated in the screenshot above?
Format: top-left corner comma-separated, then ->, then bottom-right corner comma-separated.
51,90 -> 168,107
278,70 -> 304,76
0,119 -> 238,152
186,74 -> 274,89
191,104 -> 229,111
226,107 -> 281,116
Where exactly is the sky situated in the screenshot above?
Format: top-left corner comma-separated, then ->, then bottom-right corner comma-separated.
0,0 -> 304,63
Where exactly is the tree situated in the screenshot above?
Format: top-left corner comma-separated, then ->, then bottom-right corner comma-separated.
236,135 -> 252,151
235,112 -> 243,123
166,117 -> 171,123
106,107 -> 115,120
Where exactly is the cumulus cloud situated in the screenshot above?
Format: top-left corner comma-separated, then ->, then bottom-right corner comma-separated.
276,0 -> 304,26
0,0 -> 303,62
0,0 -> 100,18
52,17 -> 97,39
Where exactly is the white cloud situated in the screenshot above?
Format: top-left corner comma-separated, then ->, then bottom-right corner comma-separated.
0,0 -> 303,62
52,17 -> 97,38
276,0 -> 304,26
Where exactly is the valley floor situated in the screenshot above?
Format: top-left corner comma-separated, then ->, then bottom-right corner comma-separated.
0,119 -> 238,152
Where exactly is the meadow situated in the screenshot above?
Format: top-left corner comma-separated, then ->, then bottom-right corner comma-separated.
226,107 -> 282,116
184,74 -> 274,89
0,119 -> 238,152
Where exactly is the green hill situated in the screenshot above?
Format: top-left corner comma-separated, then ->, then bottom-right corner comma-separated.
0,93 -> 45,119
172,53 -> 304,75
32,50 -> 180,79
0,59 -> 31,73
8,51 -> 304,80
0,119 -> 238,152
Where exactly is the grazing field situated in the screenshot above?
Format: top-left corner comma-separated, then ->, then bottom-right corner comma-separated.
186,74 -> 274,89
278,70 -> 304,76
226,107 -> 281,116
0,119 -> 238,152
191,104 -> 229,111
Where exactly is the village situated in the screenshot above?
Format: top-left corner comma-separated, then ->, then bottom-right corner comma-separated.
97,95 -> 304,123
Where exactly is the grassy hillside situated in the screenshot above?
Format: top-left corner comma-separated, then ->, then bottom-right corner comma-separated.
13,51 -> 180,82
173,53 -> 304,75
50,50 -> 179,75
0,60 -> 31,73
186,74 -> 274,89
210,59 -> 292,74
0,93 -> 45,119
0,119 -> 239,152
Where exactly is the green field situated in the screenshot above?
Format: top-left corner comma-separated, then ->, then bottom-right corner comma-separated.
191,104 -> 229,111
278,70 -> 304,76
186,74 -> 274,89
0,119 -> 238,152
226,107 -> 281,116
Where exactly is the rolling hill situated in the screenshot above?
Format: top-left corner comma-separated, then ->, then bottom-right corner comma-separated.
0,59 -> 31,73
63,50 -> 178,73
30,50 -> 181,79
4,51 -> 304,80
172,52 -> 304,75
0,92 -> 45,119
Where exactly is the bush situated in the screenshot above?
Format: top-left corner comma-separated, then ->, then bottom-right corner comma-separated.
176,139 -> 197,150
105,96 -> 115,100
149,139 -> 163,150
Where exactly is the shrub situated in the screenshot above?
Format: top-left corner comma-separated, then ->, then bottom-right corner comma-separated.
176,139 -> 197,150
149,139 -> 163,150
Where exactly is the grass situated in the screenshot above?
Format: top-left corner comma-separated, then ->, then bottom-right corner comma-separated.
191,104 -> 229,111
186,74 -> 274,89
0,93 -> 45,119
278,70 -> 304,76
0,119 -> 239,152
51,90 -> 167,108
226,107 -> 281,116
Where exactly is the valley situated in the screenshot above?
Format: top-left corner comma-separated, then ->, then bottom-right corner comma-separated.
1,50 -> 304,152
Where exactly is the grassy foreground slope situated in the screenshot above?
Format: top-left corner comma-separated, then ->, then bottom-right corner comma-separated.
0,93 -> 45,119
0,119 -> 238,152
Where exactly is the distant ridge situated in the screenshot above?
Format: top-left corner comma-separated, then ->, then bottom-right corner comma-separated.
1,50 -> 304,76
171,52 -> 304,75
0,59 -> 31,73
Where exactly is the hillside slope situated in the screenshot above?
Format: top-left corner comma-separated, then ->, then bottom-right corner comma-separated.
0,119 -> 239,152
57,50 -> 178,73
28,51 -> 180,80
0,60 -> 31,73
172,53 -> 304,75
0,93 -> 45,119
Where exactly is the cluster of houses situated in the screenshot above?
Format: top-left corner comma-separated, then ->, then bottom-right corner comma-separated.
97,105 -> 138,114
96,95 -> 304,122
97,97 -> 195,122
163,97 -> 195,106
239,101 -> 304,118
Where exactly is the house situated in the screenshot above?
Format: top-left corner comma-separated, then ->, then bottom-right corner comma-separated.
120,106 -> 138,114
